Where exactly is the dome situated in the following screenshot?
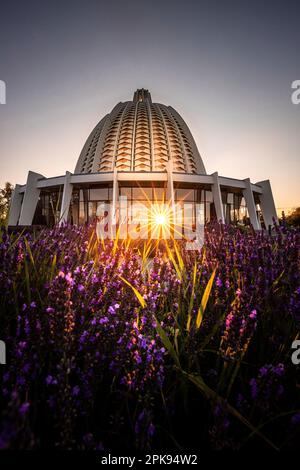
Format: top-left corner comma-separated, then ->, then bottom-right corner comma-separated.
75,89 -> 206,175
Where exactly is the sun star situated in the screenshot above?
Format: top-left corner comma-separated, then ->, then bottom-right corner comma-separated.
154,213 -> 167,226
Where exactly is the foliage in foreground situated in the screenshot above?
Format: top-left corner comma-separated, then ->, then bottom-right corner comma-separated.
0,223 -> 299,450
0,183 -> 13,225
285,207 -> 300,227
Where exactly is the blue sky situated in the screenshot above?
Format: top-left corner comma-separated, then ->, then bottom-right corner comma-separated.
0,0 -> 299,210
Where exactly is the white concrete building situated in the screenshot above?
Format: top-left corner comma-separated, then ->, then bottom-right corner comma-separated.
8,89 -> 278,231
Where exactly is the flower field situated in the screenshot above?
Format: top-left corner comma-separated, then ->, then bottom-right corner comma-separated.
0,224 -> 299,450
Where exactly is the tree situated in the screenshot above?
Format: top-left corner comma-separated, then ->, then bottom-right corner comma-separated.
286,207 -> 300,227
0,182 -> 14,222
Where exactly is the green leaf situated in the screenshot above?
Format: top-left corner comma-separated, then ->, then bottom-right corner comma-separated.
186,261 -> 198,331
180,369 -> 278,450
196,267 -> 217,329
173,240 -> 185,273
165,242 -> 182,281
154,316 -> 181,368
119,276 -> 146,308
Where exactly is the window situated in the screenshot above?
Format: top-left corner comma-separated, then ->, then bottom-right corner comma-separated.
120,187 -> 132,199
89,188 -> 109,201
32,188 -> 63,226
205,191 -> 213,203
132,187 -> 152,201
175,188 -> 195,202
153,187 -> 165,202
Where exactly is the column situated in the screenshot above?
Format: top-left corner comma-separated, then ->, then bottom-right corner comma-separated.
243,178 -> 261,230
212,172 -> 224,223
166,159 -> 176,224
18,171 -> 44,225
256,179 -> 278,228
59,171 -> 73,225
111,167 -> 119,237
8,184 -> 23,226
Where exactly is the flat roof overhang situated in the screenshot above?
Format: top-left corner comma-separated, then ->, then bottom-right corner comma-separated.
17,171 -> 263,195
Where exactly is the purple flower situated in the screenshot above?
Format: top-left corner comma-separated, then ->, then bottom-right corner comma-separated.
46,375 -> 53,385
249,309 -> 257,320
108,303 -> 120,315
250,378 -> 258,399
19,402 -> 30,416
259,366 -> 269,376
291,413 -> 300,426
72,386 -> 80,396
65,272 -> 73,285
0,222 -> 299,449
148,423 -> 155,437
79,331 -> 89,343
46,375 -> 57,386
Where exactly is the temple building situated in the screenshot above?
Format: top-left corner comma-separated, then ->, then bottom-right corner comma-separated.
8,89 -> 278,232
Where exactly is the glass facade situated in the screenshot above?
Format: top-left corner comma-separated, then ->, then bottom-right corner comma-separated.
69,186 -> 113,225
32,183 -> 258,231
119,185 -> 166,238
172,188 -> 215,238
117,185 -> 218,239
33,188 -> 63,225
221,190 -> 249,225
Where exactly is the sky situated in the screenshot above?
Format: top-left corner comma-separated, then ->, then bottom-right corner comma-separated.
0,0 -> 299,211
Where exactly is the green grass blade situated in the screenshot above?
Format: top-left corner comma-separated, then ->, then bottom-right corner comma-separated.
165,242 -> 182,280
180,369 -> 278,450
186,261 -> 197,331
196,267 -> 217,329
154,316 -> 181,368
119,276 -> 146,308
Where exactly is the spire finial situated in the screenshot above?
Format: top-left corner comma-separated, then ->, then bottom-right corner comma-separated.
133,89 -> 152,103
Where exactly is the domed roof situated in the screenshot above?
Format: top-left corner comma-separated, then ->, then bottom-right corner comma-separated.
75,89 -> 206,175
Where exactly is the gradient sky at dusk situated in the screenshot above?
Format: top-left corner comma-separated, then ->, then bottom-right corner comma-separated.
0,0 -> 299,211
